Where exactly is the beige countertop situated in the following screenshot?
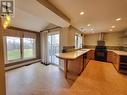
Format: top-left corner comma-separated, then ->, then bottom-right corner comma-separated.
56,48 -> 127,60
55,49 -> 90,60
110,50 -> 127,56
85,48 -> 127,56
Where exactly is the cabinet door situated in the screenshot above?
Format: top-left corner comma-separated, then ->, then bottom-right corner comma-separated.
107,51 -> 113,63
87,50 -> 95,60
112,52 -> 120,71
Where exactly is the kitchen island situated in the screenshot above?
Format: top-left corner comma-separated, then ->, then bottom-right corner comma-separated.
56,49 -> 127,78
56,49 -> 90,78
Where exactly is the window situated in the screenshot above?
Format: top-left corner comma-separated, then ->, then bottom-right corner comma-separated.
75,34 -> 82,49
6,36 -> 21,61
23,38 -> 36,58
5,30 -> 36,64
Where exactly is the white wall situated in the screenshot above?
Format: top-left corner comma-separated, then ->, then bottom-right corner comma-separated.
60,26 -> 82,47
104,32 -> 123,46
84,32 -> 124,46
84,33 -> 99,45
59,27 -> 69,47
59,26 -> 82,70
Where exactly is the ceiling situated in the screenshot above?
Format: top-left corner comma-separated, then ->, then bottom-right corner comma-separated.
11,8 -> 49,32
49,0 -> 127,33
11,0 -> 70,32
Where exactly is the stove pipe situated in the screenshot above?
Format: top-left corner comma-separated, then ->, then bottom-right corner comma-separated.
97,33 -> 105,46
98,32 -> 104,41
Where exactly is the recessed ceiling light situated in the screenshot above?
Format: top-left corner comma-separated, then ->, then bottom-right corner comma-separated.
111,26 -> 116,28
116,18 -> 122,21
80,12 -> 84,15
91,29 -> 94,31
87,24 -> 91,26
109,29 -> 113,31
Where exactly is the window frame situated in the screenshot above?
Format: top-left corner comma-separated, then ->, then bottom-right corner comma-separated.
22,37 -> 36,60
5,36 -> 36,64
5,36 -> 22,63
75,33 -> 83,49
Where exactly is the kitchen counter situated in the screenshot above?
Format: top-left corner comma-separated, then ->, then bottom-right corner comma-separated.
56,49 -> 90,60
109,50 -> 127,56
56,49 -> 90,78
83,48 -> 127,56
56,48 -> 127,78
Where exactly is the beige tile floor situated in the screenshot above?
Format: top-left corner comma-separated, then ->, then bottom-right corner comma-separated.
6,60 -> 127,95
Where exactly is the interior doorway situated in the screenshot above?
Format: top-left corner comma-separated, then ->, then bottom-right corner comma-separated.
48,33 -> 59,65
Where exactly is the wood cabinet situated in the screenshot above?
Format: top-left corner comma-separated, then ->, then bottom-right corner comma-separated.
68,56 -> 83,74
107,51 -> 127,74
112,52 -> 120,71
87,50 -> 94,60
86,49 -> 127,74
68,54 -> 88,74
107,51 -> 113,63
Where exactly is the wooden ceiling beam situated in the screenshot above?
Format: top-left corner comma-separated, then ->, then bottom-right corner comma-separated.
37,0 -> 70,23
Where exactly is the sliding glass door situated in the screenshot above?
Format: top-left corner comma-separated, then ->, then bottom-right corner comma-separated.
48,33 -> 59,65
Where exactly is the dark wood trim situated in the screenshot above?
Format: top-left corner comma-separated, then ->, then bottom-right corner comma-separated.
36,33 -> 41,59
40,26 -> 61,32
8,26 -> 38,33
20,37 -> 23,60
0,18 -> 6,95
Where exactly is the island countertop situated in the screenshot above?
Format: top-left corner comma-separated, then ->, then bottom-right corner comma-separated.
55,49 -> 91,60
